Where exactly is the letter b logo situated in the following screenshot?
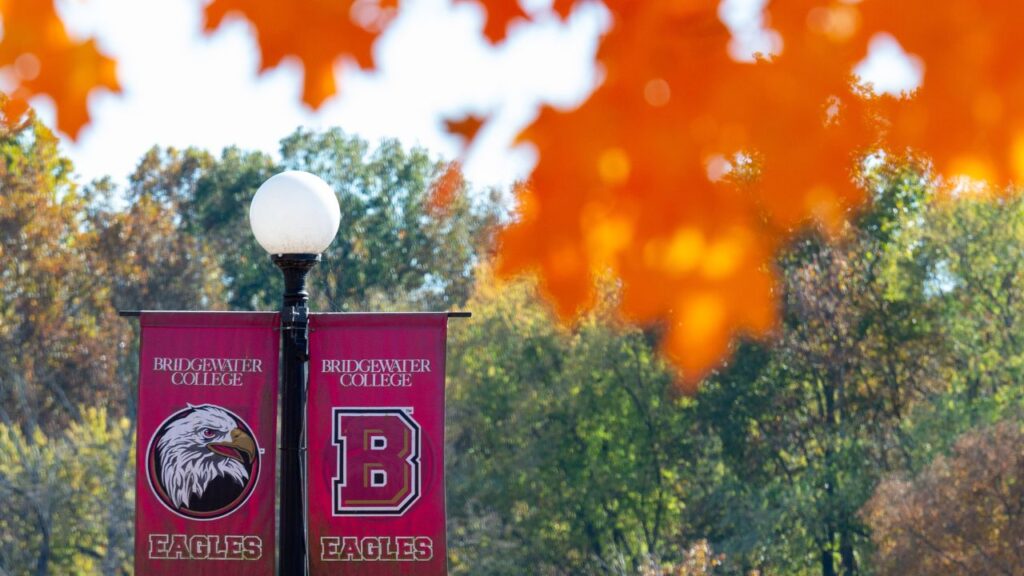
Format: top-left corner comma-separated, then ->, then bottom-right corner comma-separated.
331,408 -> 421,515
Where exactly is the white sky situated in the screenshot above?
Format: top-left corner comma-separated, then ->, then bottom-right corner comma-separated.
37,0 -> 605,189
18,0 -> 919,190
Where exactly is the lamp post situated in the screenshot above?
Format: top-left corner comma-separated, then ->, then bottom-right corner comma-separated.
249,171 -> 341,575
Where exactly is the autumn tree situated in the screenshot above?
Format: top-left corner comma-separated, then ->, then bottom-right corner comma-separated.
852,188 -> 1024,575
0,105 -> 120,432
863,422 -> 1024,575
88,146 -> 227,313
0,115 -> 229,575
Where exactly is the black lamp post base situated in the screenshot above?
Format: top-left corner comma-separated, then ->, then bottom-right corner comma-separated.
273,252 -> 319,576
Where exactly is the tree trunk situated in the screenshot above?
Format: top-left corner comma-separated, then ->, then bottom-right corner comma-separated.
34,519 -> 50,576
821,546 -> 837,576
840,529 -> 857,575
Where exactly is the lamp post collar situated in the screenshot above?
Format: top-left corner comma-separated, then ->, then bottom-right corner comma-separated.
272,253 -> 321,309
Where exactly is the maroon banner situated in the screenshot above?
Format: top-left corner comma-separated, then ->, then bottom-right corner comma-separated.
134,312 -> 278,575
308,313 -> 449,575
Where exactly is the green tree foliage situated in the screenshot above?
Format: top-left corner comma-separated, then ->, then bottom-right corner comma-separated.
277,130 -> 500,312
180,145 -> 277,310
690,163 -> 941,576
447,273 -> 706,574
896,193 -> 1024,465
165,128 -> 501,312
0,407 -> 134,575
639,540 -> 732,576
99,128 -> 500,313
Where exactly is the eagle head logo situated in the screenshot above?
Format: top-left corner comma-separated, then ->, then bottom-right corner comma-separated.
147,404 -> 261,520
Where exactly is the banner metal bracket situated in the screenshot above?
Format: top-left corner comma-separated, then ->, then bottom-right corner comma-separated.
119,310 -> 472,318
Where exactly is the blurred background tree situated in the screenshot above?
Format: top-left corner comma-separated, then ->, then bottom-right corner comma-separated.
863,422 -> 1024,575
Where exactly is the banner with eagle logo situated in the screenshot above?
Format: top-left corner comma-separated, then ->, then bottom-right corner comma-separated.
307,313 -> 449,575
134,312 -> 278,575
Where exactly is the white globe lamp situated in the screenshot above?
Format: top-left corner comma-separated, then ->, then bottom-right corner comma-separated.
249,170 -> 340,255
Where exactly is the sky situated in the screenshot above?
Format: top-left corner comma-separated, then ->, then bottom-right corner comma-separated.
21,0 -> 920,191
38,0 -> 606,189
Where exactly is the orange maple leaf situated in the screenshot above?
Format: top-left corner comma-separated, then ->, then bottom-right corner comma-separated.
460,0 -> 531,44
1,93 -> 29,128
726,1 -> 877,232
430,115 -> 487,212
0,0 -> 120,139
204,0 -> 387,108
443,114 -> 487,148
501,1 -> 767,381
856,0 -> 1024,186
500,0 -> 883,384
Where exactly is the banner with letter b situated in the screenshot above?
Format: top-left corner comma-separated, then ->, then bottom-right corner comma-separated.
307,313 -> 449,575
